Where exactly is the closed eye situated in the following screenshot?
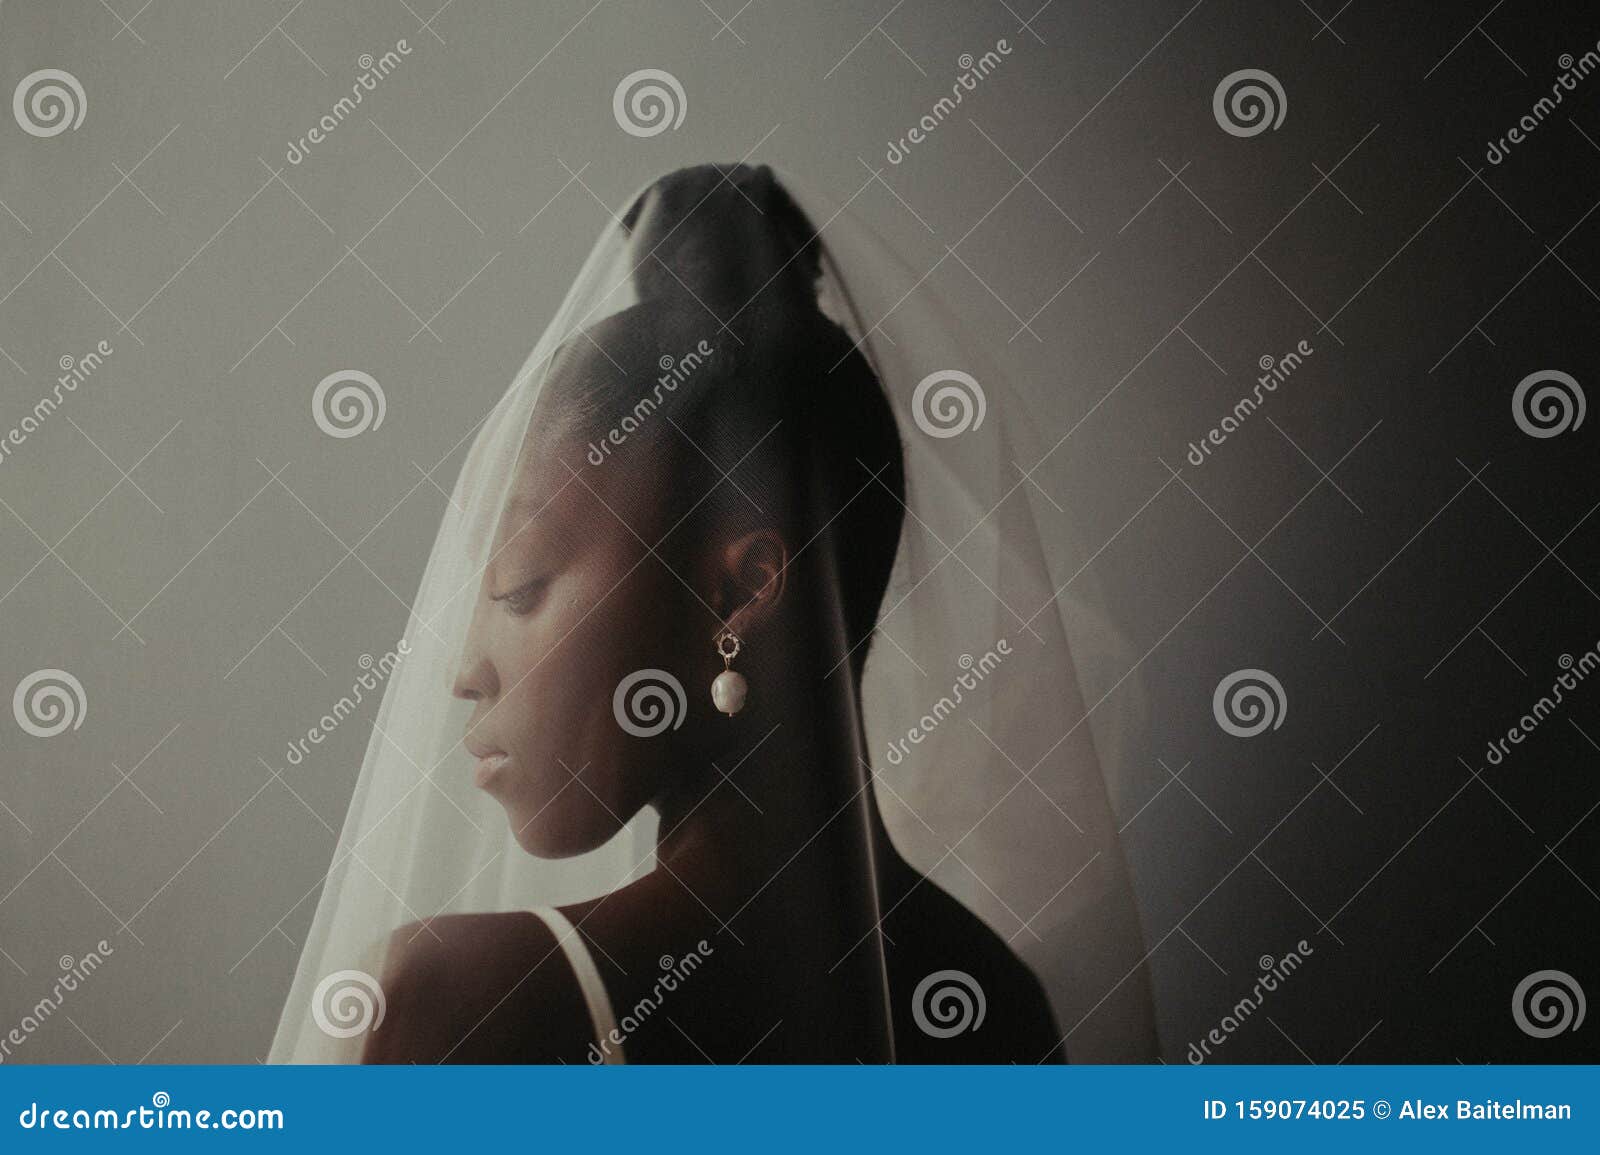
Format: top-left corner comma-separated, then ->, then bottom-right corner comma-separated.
489,575 -> 550,616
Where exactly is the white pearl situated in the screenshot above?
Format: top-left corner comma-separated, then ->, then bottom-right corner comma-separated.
711,669 -> 748,716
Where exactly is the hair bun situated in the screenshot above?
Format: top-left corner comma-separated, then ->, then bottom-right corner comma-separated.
622,164 -> 822,313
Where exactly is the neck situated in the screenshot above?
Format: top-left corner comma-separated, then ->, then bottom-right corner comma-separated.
649,659 -> 902,1063
650,671 -> 904,897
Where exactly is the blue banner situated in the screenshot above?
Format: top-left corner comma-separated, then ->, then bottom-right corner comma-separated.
1,1065 -> 1594,1151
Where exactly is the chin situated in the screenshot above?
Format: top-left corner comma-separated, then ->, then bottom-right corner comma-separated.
506,804 -> 618,860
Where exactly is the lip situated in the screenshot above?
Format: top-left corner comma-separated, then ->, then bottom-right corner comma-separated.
472,753 -> 510,789
465,739 -> 510,788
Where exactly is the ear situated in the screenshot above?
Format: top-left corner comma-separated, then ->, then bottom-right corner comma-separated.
712,528 -> 788,638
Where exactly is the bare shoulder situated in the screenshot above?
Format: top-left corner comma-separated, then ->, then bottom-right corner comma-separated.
361,911 -> 594,1064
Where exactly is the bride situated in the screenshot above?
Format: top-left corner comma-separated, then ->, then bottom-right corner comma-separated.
269,163 -> 1155,1064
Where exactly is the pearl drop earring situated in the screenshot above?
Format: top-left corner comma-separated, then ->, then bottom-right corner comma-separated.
711,628 -> 748,717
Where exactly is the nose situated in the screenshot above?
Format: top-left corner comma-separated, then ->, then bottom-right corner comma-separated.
452,604 -> 500,701
451,652 -> 499,697
452,649 -> 498,701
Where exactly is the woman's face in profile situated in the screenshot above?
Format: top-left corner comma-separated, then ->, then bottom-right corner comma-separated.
451,365 -> 698,858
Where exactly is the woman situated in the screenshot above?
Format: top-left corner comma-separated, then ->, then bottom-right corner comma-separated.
269,164 -> 1155,1064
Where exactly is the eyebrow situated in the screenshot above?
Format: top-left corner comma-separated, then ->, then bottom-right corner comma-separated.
503,457 -> 586,521
495,489 -> 567,550
503,490 -> 558,520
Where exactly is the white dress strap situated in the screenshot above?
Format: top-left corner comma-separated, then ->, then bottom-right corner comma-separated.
529,906 -> 624,1064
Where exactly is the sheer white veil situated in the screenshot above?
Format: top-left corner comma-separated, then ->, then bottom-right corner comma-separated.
268,165 -> 1155,1063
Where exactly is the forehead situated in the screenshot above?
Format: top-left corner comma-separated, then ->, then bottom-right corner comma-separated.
495,417 -> 674,552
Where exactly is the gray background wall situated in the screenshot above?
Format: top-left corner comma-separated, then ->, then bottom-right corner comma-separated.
2,0 -> 1596,1063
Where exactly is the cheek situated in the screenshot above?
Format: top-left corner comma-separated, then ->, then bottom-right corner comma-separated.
499,565 -> 685,761
492,608 -> 611,759
487,549 -> 709,855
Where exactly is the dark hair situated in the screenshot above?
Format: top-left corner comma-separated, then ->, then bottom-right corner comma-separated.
549,164 -> 906,674
620,163 -> 823,315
